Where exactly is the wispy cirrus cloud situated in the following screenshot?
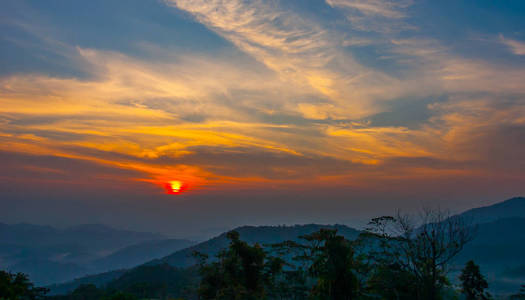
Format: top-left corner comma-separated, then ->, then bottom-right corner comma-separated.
325,0 -> 414,32
1,0 -> 525,201
167,0 -> 344,107
326,0 -> 411,18
167,0 -> 421,120
500,35 -> 525,55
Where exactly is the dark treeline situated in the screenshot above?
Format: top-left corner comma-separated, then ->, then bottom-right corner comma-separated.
192,209 -> 482,300
3,209 -> 525,300
0,271 -> 48,300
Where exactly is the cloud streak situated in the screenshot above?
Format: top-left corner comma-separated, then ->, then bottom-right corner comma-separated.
0,0 -> 524,201
500,35 -> 525,55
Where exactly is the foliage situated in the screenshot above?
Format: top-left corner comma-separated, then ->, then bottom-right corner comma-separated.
358,216 -> 419,299
105,264 -> 198,299
0,270 -> 48,300
459,260 -> 491,300
271,228 -> 362,300
361,209 -> 474,300
47,210 -> 478,300
301,229 -> 359,299
195,231 -> 285,300
47,265 -> 197,300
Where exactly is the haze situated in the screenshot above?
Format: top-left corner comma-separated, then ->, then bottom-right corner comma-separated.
1,0 -> 524,238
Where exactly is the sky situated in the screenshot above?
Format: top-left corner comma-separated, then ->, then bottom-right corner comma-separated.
1,0 -> 524,238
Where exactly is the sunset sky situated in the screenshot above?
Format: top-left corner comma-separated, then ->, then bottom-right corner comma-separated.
1,0 -> 524,238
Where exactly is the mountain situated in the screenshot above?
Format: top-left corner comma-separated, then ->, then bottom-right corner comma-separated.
453,197 -> 525,271
47,269 -> 127,296
92,239 -> 196,271
49,198 -> 525,296
453,217 -> 525,295
456,217 -> 525,266
48,224 -> 360,294
154,224 -> 360,268
0,223 -> 164,253
0,222 -> 168,285
451,197 -> 525,295
104,264 -> 198,299
7,259 -> 87,287
458,197 -> 525,224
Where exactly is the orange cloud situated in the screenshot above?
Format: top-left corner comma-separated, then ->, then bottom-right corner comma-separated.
2,5 -> 525,195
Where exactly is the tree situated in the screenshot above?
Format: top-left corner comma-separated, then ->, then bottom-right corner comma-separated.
364,209 -> 474,300
364,261 -> 418,300
358,216 -> 418,299
303,229 -> 359,300
459,260 -> 490,300
103,263 -> 198,299
0,270 -> 48,300
272,229 -> 360,300
195,230 -> 284,300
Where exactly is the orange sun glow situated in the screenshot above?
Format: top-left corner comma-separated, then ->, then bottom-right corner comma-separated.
164,180 -> 187,195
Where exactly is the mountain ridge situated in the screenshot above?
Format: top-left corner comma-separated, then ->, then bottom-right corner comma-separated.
154,223 -> 361,268
0,222 -> 188,286
457,196 -> 525,224
37,196 -> 525,295
47,223 -> 361,294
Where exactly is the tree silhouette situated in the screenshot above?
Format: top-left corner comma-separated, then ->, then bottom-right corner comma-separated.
459,260 -> 491,300
271,229 -> 360,300
195,230 -> 284,300
363,209 -> 474,300
360,216 -> 418,299
0,270 -> 48,300
302,229 -> 359,300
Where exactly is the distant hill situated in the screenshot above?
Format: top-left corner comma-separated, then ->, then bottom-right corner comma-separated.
92,239 -> 196,271
40,197 -> 525,296
458,197 -> 525,224
48,224 -> 360,294
47,269 -> 126,296
450,197 -> 525,295
456,217 -> 525,268
8,259 -> 87,286
154,224 -> 361,268
452,197 -> 525,271
0,223 -> 164,253
105,264 -> 198,299
454,217 -> 525,295
0,222 -> 175,285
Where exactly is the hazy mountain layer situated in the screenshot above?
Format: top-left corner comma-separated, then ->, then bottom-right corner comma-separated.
0,223 -> 193,285
39,197 -> 525,296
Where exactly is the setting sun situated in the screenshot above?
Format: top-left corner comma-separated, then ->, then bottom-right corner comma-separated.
1,0 -> 525,296
165,181 -> 187,195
